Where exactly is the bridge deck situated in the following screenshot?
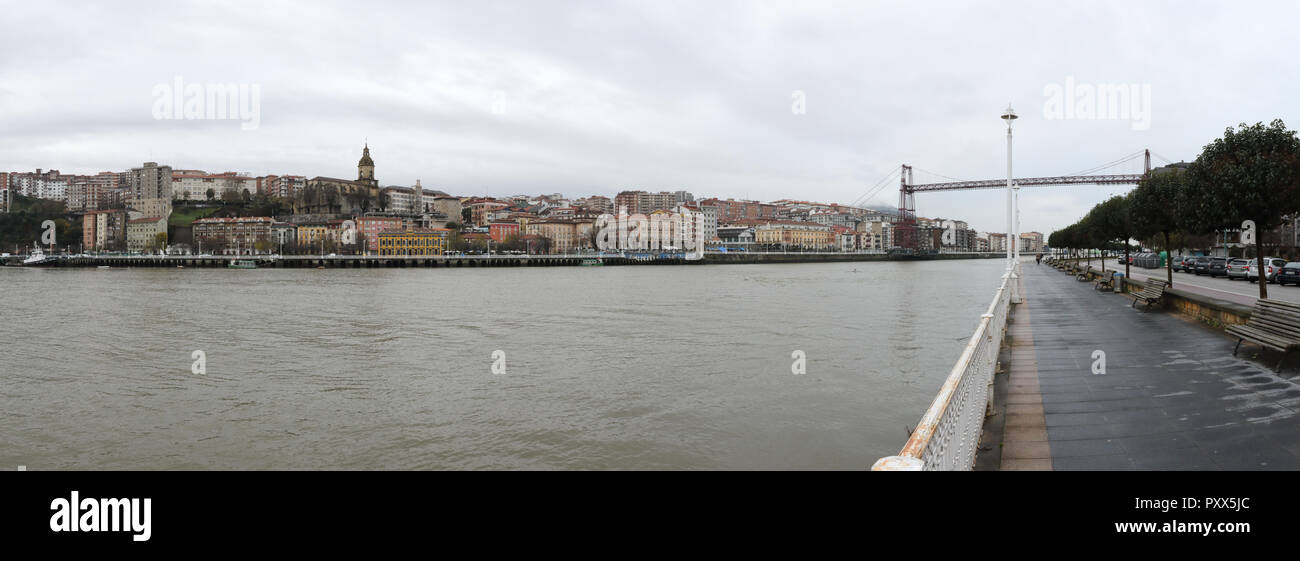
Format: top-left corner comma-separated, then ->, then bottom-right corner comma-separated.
986,262 -> 1300,470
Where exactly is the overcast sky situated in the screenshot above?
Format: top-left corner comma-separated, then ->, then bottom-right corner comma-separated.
2,0 -> 1297,234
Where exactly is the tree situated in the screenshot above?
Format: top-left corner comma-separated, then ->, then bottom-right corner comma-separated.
150,231 -> 168,253
1085,194 -> 1135,278
206,188 -> 215,201
1184,119 -> 1300,299
1130,170 -> 1186,287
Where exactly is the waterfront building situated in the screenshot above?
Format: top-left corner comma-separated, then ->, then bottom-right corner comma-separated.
675,203 -> 717,241
867,221 -> 893,250
126,216 -> 168,254
192,216 -> 273,255
987,232 -> 1007,252
82,209 -> 128,251
1021,231 -> 1044,253
376,227 -> 450,256
0,173 -> 9,213
489,221 -> 520,243
356,216 -> 403,253
523,219 -> 595,254
296,222 -> 329,250
271,221 -> 296,251
753,220 -> 834,250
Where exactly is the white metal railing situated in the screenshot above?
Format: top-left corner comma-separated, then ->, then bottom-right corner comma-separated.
872,267 -> 1014,471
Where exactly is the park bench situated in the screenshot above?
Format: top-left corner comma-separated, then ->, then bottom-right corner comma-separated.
1226,299 -> 1300,371
1130,278 -> 1168,310
1093,272 -> 1114,291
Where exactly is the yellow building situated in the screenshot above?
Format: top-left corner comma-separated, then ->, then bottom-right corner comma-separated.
754,220 -> 834,250
296,223 -> 328,247
377,228 -> 450,256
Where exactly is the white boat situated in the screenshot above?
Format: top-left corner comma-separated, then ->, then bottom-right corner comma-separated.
22,247 -> 49,266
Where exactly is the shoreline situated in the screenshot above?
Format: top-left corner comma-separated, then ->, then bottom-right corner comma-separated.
5,252 -> 1009,268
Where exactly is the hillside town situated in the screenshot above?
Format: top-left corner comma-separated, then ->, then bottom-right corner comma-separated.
0,144 -> 1044,256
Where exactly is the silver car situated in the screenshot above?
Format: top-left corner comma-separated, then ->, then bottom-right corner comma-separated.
1247,257 -> 1288,283
1226,259 -> 1250,280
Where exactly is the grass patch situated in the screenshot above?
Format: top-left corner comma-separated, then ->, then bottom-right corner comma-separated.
168,205 -> 219,228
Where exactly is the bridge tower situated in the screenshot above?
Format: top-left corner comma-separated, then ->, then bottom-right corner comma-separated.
1144,149 -> 1151,176
895,165 -> 917,251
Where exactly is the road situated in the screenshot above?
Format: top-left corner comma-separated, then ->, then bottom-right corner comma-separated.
1050,258 -> 1300,307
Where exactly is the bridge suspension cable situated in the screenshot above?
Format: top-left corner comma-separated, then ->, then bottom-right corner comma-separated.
1150,151 -> 1179,166
914,167 -> 967,183
849,166 -> 901,209
1068,150 -> 1146,176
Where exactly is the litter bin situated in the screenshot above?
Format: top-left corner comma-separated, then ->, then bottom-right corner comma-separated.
1112,272 -> 1123,293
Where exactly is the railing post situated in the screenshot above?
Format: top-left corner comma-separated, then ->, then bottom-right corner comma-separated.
983,312 -> 996,416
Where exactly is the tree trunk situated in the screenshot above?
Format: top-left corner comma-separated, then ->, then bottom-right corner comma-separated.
1170,229 -> 1180,286
1257,237 -> 1268,300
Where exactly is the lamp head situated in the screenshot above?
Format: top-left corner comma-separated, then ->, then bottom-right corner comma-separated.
1000,104 -> 1018,123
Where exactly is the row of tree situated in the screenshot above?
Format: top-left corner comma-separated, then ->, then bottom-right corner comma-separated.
1049,119 -> 1300,299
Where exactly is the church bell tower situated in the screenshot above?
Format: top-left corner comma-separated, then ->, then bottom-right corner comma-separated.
358,143 -> 376,186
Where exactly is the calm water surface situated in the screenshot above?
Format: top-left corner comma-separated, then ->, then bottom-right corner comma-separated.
1,259 -> 1008,469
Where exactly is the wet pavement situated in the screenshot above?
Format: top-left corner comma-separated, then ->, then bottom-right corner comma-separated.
1004,263 -> 1300,470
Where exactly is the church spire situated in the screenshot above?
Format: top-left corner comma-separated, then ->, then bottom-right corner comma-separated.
358,142 -> 375,183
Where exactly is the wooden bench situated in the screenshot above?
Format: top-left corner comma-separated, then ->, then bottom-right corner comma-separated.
1130,278 -> 1168,310
1093,273 -> 1114,291
1226,299 -> 1300,371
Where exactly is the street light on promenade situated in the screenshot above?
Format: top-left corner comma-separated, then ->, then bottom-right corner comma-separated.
1001,104 -> 1018,265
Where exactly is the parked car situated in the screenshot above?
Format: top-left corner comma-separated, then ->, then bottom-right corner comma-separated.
1173,255 -> 1197,272
1278,262 -> 1300,286
1247,257 -> 1288,283
1191,256 -> 1212,275
1206,257 -> 1229,277
1226,258 -> 1250,280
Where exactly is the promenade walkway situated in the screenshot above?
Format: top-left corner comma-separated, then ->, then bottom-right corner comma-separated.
991,262 -> 1300,470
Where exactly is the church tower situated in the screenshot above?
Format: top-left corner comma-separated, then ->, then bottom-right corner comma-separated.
358,143 -> 376,186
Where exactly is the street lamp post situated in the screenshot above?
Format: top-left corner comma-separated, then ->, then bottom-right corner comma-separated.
1001,104 -> 1018,266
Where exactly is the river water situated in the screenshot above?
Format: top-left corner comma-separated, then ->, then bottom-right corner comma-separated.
2,259 -> 1009,470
